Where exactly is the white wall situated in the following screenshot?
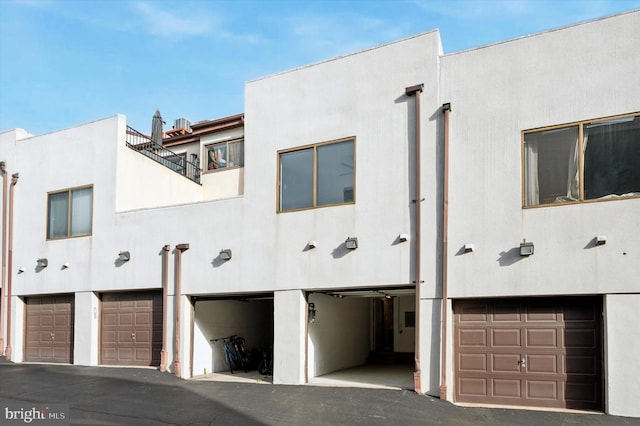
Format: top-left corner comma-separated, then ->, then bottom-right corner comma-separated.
307,293 -> 370,377
605,294 -> 640,417
273,290 -> 306,384
442,12 -> 640,299
73,291 -> 99,365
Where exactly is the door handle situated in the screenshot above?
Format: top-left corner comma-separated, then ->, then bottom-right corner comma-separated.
131,332 -> 136,341
518,358 -> 526,367
50,332 -> 55,341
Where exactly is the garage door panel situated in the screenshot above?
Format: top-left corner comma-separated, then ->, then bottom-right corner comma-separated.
459,353 -> 487,372
25,296 -> 74,364
492,354 -> 521,372
459,328 -> 486,346
100,291 -> 161,366
565,355 -> 596,375
527,380 -> 558,400
493,379 -> 521,398
527,328 -> 558,347
458,377 -> 487,396
565,329 -> 596,348
458,303 -> 488,322
492,328 -> 521,347
527,354 -> 558,374
454,297 -> 602,410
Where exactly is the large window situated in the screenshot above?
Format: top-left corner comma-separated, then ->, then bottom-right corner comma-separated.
205,138 -> 244,172
523,113 -> 639,207
278,138 -> 355,212
47,186 -> 93,239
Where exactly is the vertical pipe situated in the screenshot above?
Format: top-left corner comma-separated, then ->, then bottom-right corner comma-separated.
0,162 -> 7,355
440,103 -> 451,400
174,243 -> 189,378
405,83 -> 424,394
160,244 -> 170,372
5,173 -> 19,361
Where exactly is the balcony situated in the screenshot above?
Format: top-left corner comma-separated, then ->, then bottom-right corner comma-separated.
126,125 -> 201,184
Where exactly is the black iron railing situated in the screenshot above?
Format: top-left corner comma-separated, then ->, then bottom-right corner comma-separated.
125,125 -> 201,184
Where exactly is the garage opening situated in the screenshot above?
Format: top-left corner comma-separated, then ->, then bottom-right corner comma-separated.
307,287 -> 415,390
100,291 -> 162,366
191,293 -> 274,380
24,295 -> 74,363
454,296 -> 603,411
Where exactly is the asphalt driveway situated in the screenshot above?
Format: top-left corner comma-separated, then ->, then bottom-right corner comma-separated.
1,359 -> 637,425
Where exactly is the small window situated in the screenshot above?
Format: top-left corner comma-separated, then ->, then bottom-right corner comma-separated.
523,113 -> 639,207
204,138 -> 244,171
47,186 -> 93,239
404,311 -> 416,328
278,138 -> 355,212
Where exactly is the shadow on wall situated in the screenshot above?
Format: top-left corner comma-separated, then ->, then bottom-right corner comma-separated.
497,247 -> 525,267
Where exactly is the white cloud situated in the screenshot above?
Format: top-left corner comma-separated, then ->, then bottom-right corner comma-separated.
411,0 -> 534,20
132,1 -> 213,38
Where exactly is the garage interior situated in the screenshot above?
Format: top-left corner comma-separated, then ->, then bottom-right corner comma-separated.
306,287 -> 415,390
191,294 -> 274,378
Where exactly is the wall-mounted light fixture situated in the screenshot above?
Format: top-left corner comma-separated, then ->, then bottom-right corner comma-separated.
596,236 -> 607,246
345,237 -> 358,250
463,243 -> 474,253
219,249 -> 232,261
308,302 -> 317,323
399,233 -> 409,242
307,240 -> 317,249
62,262 -> 70,269
37,258 -> 48,268
519,241 -> 534,256
18,267 -> 25,274
118,251 -> 131,262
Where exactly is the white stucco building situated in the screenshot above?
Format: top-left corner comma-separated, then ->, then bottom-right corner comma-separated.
1,11 -> 638,417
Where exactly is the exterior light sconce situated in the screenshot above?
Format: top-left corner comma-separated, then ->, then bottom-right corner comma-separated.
219,249 -> 232,261
118,251 -> 131,262
307,240 -> 317,249
308,302 -> 317,323
399,233 -> 409,242
596,236 -> 607,246
463,244 -> 474,253
345,237 -> 358,250
62,263 -> 70,269
37,258 -> 48,268
519,241 -> 534,257
18,267 -> 25,274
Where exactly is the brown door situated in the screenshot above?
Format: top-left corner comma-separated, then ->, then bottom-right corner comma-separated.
25,295 -> 74,363
101,291 -> 162,366
454,297 -> 602,410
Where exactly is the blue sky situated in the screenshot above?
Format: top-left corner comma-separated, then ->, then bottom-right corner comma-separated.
1,0 -> 638,136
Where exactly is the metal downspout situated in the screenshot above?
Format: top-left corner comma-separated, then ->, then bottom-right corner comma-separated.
5,173 -> 18,361
160,244 -> 170,372
405,83 -> 424,394
174,243 -> 189,377
440,103 -> 451,400
0,162 -> 7,355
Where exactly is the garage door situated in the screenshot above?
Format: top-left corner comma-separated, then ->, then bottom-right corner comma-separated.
25,295 -> 74,363
101,291 -> 162,366
454,297 -> 602,410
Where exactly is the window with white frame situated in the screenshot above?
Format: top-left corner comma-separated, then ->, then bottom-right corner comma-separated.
47,186 -> 93,239
523,113 -> 640,207
278,138 -> 355,212
204,138 -> 244,171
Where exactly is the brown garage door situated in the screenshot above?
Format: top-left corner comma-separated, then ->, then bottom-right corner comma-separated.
101,291 -> 162,366
454,297 -> 602,410
25,295 -> 74,363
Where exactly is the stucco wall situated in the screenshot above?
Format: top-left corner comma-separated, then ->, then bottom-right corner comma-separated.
605,294 -> 640,417
307,293 -> 370,377
441,12 -> 640,299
